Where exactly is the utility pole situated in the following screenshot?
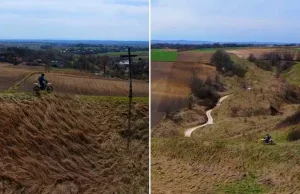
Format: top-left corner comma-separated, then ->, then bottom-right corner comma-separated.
120,47 -> 137,148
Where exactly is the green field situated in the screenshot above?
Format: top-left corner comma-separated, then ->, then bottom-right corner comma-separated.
151,49 -> 178,62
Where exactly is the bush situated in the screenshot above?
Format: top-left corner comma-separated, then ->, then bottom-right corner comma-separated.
261,51 -> 281,65
190,75 -> 206,97
211,50 -> 247,77
254,60 -> 273,71
296,52 -> 300,61
281,50 -> 295,61
287,129 -> 300,141
231,62 -> 247,77
248,54 -> 256,62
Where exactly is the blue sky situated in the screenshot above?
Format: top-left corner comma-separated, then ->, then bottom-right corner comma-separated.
0,0 -> 149,40
152,0 -> 300,43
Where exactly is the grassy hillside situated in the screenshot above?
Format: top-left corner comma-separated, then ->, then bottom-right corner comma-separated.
0,93 -> 149,193
152,138 -> 300,194
283,62 -> 300,85
152,52 -> 300,193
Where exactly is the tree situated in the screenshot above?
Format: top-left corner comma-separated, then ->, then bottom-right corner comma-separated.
100,55 -> 109,76
210,49 -> 233,72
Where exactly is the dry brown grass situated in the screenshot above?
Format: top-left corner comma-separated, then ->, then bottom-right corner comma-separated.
0,63 -> 35,92
18,73 -> 148,97
1,63 -> 148,97
0,94 -> 149,193
152,138 -> 300,194
226,48 -> 276,59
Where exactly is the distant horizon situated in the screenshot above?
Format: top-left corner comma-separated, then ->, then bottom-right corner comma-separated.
151,39 -> 300,45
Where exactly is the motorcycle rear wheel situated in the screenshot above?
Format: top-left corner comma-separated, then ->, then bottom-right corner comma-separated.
33,86 -> 40,94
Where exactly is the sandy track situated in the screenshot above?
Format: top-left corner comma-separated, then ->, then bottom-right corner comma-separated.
185,95 -> 231,137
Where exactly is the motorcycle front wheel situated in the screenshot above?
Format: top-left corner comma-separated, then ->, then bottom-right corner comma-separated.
47,86 -> 53,93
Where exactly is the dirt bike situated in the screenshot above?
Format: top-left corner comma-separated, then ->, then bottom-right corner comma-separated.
33,81 -> 53,94
261,138 -> 275,145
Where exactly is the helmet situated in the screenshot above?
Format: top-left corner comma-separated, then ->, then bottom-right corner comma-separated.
41,73 -> 45,76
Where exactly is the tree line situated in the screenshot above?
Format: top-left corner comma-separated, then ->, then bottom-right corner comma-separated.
151,43 -> 300,51
0,47 -> 149,80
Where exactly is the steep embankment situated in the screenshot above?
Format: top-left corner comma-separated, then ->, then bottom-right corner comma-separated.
0,93 -> 149,193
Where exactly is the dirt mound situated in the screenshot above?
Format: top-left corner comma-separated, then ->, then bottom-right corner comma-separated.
0,94 -> 149,193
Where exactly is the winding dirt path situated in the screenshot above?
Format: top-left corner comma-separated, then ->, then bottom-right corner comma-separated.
184,95 -> 231,137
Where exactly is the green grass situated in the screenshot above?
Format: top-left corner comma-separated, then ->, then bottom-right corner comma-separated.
217,174 -> 267,194
151,49 -> 178,62
283,62 -> 300,85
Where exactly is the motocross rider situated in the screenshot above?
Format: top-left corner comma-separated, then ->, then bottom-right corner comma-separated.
265,134 -> 271,143
38,73 -> 47,89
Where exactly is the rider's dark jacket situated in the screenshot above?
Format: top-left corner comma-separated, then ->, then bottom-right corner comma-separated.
38,75 -> 47,87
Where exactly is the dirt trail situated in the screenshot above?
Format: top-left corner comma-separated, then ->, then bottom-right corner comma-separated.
184,95 -> 231,137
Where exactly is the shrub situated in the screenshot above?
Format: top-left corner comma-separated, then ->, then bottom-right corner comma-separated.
231,62 -> 247,77
281,50 -> 295,61
265,51 -> 281,65
287,129 -> 300,141
254,60 -> 273,71
211,50 -> 247,77
296,52 -> 300,61
248,54 -> 256,62
190,74 -> 206,97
